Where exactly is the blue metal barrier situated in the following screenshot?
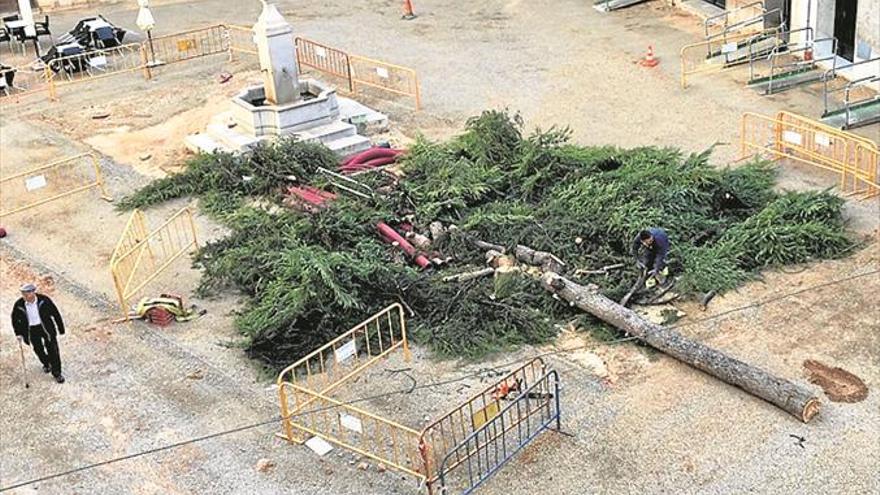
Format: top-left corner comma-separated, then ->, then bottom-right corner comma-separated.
436,369 -> 561,494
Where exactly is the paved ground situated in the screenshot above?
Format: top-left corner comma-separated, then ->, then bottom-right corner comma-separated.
1,0 -> 878,494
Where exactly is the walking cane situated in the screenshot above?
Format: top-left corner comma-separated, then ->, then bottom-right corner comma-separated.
17,339 -> 30,389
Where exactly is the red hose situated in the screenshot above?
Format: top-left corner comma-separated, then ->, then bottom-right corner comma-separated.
377,222 -> 430,269
288,186 -> 337,205
344,147 -> 403,167
340,155 -> 399,174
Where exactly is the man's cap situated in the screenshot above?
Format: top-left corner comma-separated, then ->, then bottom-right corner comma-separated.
20,283 -> 37,293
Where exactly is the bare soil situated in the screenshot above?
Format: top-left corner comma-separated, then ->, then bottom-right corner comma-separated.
1,1 -> 878,494
804,359 -> 870,403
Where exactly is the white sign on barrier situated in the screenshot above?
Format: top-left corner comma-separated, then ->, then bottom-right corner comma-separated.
335,339 -> 357,363
25,175 -> 47,191
315,46 -> 326,58
721,42 -> 738,54
376,67 -> 389,79
815,132 -> 831,147
305,436 -> 333,456
340,413 -> 363,433
783,130 -> 803,146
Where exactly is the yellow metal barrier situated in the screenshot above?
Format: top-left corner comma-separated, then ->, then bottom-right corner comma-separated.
281,383 -> 427,477
277,304 -> 410,437
276,304 -> 424,479
226,24 -> 258,58
740,111 -> 879,198
0,63 -> 53,104
276,308 -> 557,493
46,43 -> 148,98
144,25 -> 230,69
350,54 -> 421,110
0,153 -> 112,219
680,27 -> 782,89
295,37 -> 353,92
110,207 -> 199,318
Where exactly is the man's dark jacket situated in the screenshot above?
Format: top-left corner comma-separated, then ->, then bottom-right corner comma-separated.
11,294 -> 65,345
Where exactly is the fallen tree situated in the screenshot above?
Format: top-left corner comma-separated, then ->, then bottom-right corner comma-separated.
120,110 -> 855,371
541,271 -> 821,422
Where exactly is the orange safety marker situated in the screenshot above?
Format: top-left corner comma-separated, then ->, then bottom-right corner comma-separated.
640,45 -> 659,67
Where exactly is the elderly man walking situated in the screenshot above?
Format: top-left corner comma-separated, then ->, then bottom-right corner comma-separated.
11,283 -> 66,383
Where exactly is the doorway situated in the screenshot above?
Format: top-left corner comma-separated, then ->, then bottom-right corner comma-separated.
834,0 -> 858,61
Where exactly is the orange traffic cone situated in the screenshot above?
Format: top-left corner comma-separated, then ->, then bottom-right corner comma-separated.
640,45 -> 659,67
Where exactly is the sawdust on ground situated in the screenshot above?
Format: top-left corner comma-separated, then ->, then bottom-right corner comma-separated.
803,359 -> 869,403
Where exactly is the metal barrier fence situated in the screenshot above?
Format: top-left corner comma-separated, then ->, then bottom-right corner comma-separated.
3,27 -> 422,111
0,153 -> 112,219
437,368 -> 561,495
110,207 -> 199,318
226,23 -> 258,57
47,43 -> 148,98
276,304 -> 422,475
350,54 -> 421,110
748,36 -> 837,95
295,37 -> 353,92
703,1 -> 764,37
704,3 -> 781,41
740,111 -> 879,198
0,64 -> 53,102
419,358 -> 551,491
144,24 -> 229,68
276,308 -> 559,494
680,27 -> 782,89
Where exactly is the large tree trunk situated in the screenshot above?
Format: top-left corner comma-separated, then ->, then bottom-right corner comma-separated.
541,272 -> 821,423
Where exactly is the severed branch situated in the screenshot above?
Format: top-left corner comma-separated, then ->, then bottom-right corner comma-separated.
541,272 -> 820,423
575,263 -> 625,276
474,240 -> 505,252
513,244 -> 566,273
619,271 -> 648,307
443,267 -> 496,283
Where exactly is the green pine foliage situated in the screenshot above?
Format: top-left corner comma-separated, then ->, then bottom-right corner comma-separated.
117,138 -> 337,213
121,110 -> 854,370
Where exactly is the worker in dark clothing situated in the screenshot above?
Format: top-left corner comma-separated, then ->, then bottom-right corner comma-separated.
11,283 -> 66,383
632,227 -> 670,287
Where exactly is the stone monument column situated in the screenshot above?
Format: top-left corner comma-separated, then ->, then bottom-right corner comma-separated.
254,1 -> 300,105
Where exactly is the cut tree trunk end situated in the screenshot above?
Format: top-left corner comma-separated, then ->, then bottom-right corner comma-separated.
541,272 -> 821,423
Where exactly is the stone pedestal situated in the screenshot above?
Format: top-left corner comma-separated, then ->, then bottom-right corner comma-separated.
183,1 -> 388,156
254,2 -> 300,105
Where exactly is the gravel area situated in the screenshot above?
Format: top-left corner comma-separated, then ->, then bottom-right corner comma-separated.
0,0 -> 877,494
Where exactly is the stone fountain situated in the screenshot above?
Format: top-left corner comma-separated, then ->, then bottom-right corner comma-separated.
185,1 -> 387,155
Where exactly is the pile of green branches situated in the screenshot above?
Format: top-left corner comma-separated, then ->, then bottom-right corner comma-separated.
117,140 -> 338,215
120,111 -> 854,369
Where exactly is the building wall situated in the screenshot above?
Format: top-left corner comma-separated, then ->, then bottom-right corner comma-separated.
34,0 -> 123,11
791,0 -> 879,87
855,0 -> 878,57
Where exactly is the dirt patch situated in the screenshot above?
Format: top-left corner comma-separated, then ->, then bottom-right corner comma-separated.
84,93 -> 232,177
803,360 -> 869,403
1,259 -> 56,295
